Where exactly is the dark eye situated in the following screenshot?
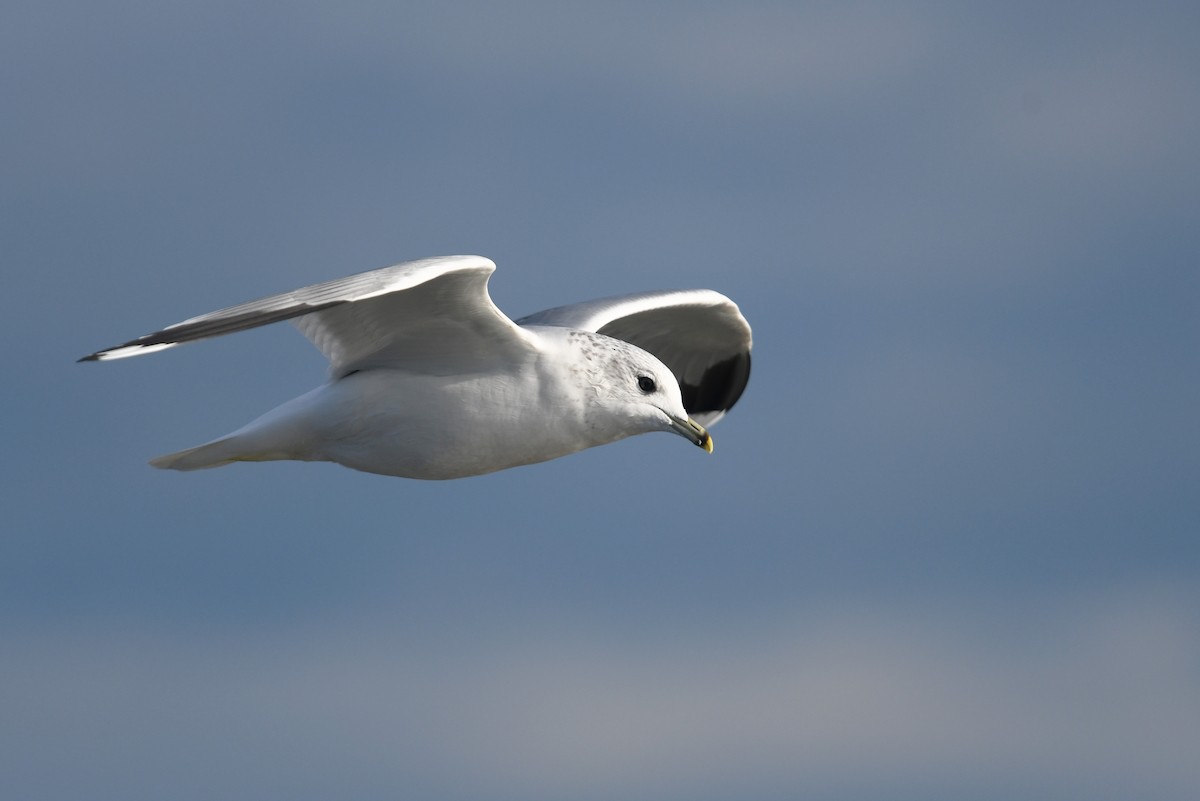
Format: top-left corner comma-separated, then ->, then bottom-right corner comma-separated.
637,375 -> 656,393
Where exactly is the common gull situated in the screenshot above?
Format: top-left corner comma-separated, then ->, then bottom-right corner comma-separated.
81,256 -> 752,479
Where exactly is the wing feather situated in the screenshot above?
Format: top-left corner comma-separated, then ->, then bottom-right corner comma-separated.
80,255 -> 536,373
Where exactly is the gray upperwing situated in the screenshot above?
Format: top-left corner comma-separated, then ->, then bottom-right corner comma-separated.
79,255 -> 523,365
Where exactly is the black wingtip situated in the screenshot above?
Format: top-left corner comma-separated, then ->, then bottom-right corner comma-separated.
77,353 -> 100,363
679,350 -> 752,419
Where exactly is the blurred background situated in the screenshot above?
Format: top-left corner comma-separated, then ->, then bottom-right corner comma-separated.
3,2 -> 1198,799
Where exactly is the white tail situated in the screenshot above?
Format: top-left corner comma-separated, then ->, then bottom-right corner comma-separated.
149,438 -> 245,471
148,387 -> 326,472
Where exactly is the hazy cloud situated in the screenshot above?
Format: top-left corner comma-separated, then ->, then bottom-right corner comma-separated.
4,585 -> 1197,800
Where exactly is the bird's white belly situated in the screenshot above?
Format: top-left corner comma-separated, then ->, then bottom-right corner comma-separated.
303,368 -> 599,479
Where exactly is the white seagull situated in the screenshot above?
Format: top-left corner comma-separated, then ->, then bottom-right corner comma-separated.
81,256 -> 752,479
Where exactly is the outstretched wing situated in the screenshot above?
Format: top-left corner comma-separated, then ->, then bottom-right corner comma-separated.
517,289 -> 752,425
80,255 -> 538,375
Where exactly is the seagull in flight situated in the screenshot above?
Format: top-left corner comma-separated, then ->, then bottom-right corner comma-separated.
81,256 -> 752,479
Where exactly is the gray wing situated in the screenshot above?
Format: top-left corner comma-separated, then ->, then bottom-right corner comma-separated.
517,289 -> 752,426
80,255 -> 538,375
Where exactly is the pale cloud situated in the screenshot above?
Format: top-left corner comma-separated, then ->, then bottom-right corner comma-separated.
985,38 -> 1200,173
5,585 -> 1198,799
291,1 -> 937,109
653,5 -> 935,105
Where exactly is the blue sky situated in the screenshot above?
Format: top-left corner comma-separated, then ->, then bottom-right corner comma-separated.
3,2 -> 1199,799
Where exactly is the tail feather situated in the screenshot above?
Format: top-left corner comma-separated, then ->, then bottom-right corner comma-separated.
149,389 -> 326,472
150,438 -> 257,471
